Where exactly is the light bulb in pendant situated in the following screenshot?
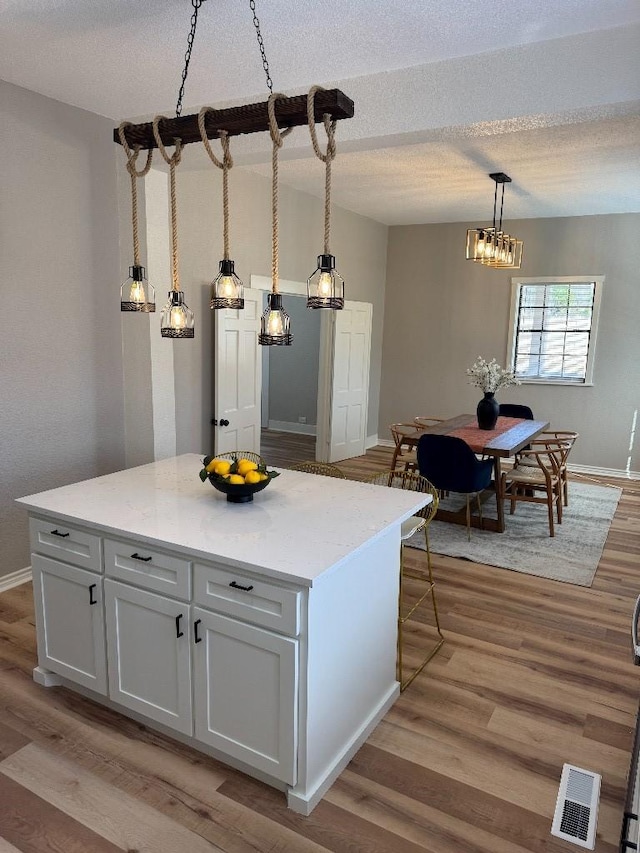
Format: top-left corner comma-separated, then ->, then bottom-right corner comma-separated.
120,265 -> 155,313
306,254 -> 345,309
258,293 -> 293,346
161,291 -> 195,338
211,259 -> 244,310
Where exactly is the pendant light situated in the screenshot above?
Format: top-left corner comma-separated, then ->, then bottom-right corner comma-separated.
118,123 -> 155,312
152,117 -> 194,339
258,93 -> 293,346
198,113 -> 244,309
114,0 -> 355,341
466,172 -> 523,269
306,86 -> 344,309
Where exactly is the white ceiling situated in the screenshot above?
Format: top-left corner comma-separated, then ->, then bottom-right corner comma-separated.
1,0 -> 639,225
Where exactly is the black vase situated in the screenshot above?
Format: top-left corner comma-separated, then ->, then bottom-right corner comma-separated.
477,392 -> 499,430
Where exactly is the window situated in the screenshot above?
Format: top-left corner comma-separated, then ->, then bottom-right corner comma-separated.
507,276 -> 603,385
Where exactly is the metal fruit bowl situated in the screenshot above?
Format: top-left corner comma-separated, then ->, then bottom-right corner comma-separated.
208,473 -> 273,503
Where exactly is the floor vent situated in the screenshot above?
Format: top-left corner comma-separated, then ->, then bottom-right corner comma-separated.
551,763 -> 601,849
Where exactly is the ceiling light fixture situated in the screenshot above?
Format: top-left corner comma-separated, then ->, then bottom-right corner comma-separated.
306,86 -> 344,310
258,93 -> 293,346
114,0 -> 354,343
466,172 -> 523,269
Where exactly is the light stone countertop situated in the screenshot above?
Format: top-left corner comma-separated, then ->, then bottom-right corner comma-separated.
17,454 -> 429,587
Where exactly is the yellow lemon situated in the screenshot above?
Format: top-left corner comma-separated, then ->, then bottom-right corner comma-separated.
205,458 -> 220,473
244,470 -> 262,484
259,472 -> 269,481
214,460 -> 232,476
228,474 -> 245,485
237,459 -> 258,476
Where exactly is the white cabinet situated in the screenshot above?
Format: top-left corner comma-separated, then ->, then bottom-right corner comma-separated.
192,606 -> 298,785
31,553 -> 107,694
104,579 -> 193,736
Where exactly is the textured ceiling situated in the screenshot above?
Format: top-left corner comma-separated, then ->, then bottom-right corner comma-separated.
1,0 -> 639,224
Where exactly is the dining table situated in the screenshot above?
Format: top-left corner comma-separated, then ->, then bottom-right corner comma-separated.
396,414 -> 550,532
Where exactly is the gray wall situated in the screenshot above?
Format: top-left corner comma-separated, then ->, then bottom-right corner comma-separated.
268,295 -> 320,427
381,213 -> 640,472
0,80 -> 125,579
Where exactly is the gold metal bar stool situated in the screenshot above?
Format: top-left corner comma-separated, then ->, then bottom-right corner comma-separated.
367,470 -> 444,691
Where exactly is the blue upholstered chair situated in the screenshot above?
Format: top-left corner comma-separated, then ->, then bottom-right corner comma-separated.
498,403 -> 534,420
417,434 -> 494,540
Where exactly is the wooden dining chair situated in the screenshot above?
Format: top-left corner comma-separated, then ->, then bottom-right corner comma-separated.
389,423 -> 421,471
413,416 -> 444,429
290,461 -> 346,478
501,438 -> 567,536
539,431 -> 579,506
366,469 -> 443,691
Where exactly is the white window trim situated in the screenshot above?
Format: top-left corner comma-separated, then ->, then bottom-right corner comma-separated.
506,276 -> 604,386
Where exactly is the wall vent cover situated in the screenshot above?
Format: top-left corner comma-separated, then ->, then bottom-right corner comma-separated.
551,763 -> 601,849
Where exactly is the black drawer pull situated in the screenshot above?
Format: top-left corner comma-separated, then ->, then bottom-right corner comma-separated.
50,529 -> 70,538
194,619 -> 202,643
175,614 -> 184,638
229,580 -> 254,592
130,552 -> 152,562
89,584 -> 97,605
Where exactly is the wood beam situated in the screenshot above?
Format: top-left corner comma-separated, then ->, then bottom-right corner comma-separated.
113,89 -> 354,150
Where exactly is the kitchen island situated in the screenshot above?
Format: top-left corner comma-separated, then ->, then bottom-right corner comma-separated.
17,454 -> 429,814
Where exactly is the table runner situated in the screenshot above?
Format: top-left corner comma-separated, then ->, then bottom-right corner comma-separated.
448,416 -> 525,453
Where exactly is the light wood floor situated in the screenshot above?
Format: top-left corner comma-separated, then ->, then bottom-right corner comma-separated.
1,434 -> 639,852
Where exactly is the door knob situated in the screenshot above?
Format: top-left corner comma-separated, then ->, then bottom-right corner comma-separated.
211,418 -> 230,427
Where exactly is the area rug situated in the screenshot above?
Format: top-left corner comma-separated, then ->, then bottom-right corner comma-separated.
405,481 -> 622,587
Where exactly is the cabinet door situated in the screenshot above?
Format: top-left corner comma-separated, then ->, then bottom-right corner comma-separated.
192,606 -> 298,785
32,554 -> 107,694
104,580 -> 192,736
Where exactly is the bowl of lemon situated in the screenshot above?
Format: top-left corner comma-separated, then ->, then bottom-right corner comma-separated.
199,453 -> 280,503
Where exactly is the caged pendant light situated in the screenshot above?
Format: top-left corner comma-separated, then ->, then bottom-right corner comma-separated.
306,86 -> 344,309
258,93 -> 293,346
198,112 -> 244,310
152,117 -> 195,339
466,172 -> 523,269
118,124 -> 155,312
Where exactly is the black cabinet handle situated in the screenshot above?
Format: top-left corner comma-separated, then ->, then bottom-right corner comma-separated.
89,584 -> 97,605
50,529 -> 70,538
229,580 -> 254,592
194,619 -> 202,643
175,614 -> 184,638
130,552 -> 152,562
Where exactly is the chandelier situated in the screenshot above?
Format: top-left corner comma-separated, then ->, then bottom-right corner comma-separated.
466,172 -> 523,269
115,0 -> 354,343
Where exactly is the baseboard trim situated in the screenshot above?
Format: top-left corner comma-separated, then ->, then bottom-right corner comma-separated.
366,434 -> 379,450
568,463 -> 640,480
0,566 -> 32,593
374,442 -> 638,480
268,420 -> 317,437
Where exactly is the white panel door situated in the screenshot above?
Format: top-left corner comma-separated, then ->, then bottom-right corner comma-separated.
320,301 -> 372,463
104,579 -> 193,735
214,289 -> 262,455
192,606 -> 298,785
32,554 -> 107,694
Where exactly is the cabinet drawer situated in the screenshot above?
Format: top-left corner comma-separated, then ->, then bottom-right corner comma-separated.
193,564 -> 300,636
104,539 -> 191,601
30,517 -> 102,573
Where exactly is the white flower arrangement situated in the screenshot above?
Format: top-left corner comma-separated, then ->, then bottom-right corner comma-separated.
466,356 -> 520,394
